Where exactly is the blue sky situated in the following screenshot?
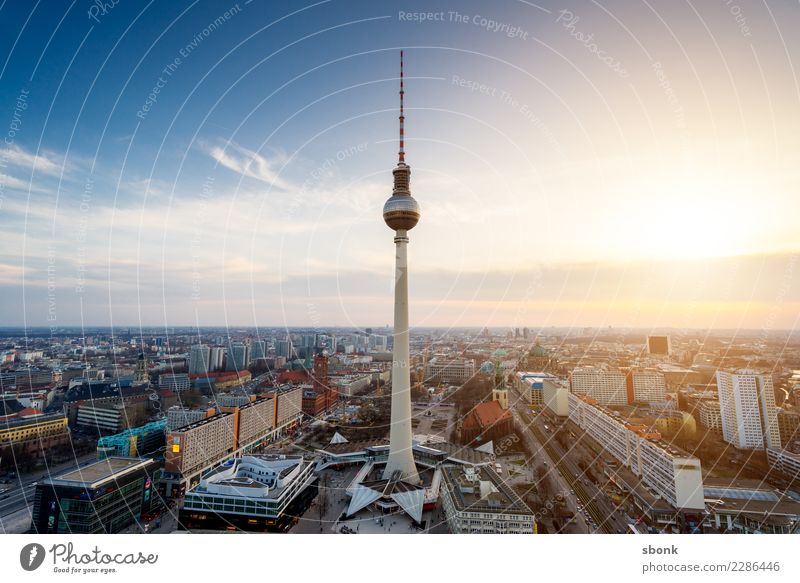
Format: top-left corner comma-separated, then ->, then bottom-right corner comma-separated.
2,0 -> 799,330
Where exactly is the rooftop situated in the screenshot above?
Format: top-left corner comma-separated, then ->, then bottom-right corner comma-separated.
46,456 -> 154,489
441,465 -> 532,516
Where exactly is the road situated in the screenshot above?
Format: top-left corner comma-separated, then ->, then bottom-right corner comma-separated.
510,400 -> 632,534
0,451 -> 98,532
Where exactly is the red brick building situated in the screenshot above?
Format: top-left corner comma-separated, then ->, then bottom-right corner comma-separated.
461,400 -> 514,445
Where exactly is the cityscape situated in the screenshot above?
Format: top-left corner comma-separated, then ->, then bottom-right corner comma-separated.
1,0 -> 800,567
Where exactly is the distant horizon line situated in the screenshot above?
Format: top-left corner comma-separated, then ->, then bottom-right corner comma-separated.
0,325 -> 796,334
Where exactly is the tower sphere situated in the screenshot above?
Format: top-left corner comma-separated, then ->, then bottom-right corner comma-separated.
383,191 -> 420,231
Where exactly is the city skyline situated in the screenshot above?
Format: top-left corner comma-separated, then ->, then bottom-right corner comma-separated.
1,1 -> 799,329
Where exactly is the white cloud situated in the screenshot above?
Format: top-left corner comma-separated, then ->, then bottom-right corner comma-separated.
205,141 -> 291,190
0,145 -> 70,177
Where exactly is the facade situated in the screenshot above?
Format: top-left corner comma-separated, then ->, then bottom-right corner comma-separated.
440,465 -> 535,534
629,369 -> 667,403
777,408 -> 800,447
188,345 -> 210,374
426,357 -> 476,385
75,402 -> 127,433
251,340 -> 267,361
514,372 -> 559,408
0,407 -> 70,462
698,399 -> 723,432
96,420 -> 166,458
30,457 -> 157,534
331,373 -> 370,397
570,367 -> 628,406
159,373 -> 191,392
209,347 -> 225,371
647,335 -> 671,355
542,377 -> 570,417
767,448 -> 800,482
716,370 -> 780,450
569,393 -> 705,511
570,367 -> 666,406
165,412 -> 237,479
226,343 -> 250,372
163,387 -> 303,495
167,406 -> 213,431
180,455 -> 317,532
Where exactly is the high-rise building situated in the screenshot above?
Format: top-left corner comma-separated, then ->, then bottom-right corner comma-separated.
209,346 -> 225,371
648,335 -> 671,356
381,50 -> 420,483
569,367 -> 665,406
628,369 -> 667,403
570,367 -> 628,406
276,339 -> 292,359
251,340 -> 267,361
716,370 -> 780,450
226,343 -> 250,372
188,344 -> 210,374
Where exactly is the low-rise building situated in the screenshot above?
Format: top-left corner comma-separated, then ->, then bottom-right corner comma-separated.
704,478 -> 800,534
426,357 -> 475,385
440,465 -> 535,534
461,400 -> 514,445
767,447 -> 800,482
96,420 -> 166,458
179,455 -> 316,532
158,373 -> 190,392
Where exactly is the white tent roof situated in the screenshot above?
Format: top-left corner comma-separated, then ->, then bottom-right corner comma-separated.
330,431 -> 349,444
475,440 -> 494,455
347,484 -> 382,517
390,489 -> 424,523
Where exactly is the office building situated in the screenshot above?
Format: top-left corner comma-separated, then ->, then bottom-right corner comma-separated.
440,465 -> 535,534
426,357 -> 476,385
716,370 -> 780,450
30,457 -> 156,534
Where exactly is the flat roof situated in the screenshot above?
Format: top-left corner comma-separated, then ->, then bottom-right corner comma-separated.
46,457 -> 154,489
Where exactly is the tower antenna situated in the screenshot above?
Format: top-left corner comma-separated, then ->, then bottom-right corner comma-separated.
399,49 -> 405,163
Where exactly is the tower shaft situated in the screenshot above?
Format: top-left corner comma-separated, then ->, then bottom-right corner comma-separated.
383,229 -> 419,482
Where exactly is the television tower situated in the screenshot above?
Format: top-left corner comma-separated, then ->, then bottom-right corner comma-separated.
382,50 -> 420,482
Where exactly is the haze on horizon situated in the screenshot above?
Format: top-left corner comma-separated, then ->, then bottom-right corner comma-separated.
1,1 -> 798,331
